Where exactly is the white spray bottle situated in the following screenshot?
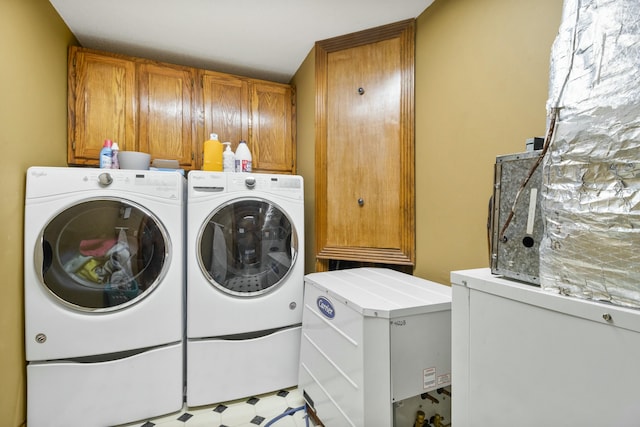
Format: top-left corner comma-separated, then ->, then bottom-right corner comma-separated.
222,142 -> 235,172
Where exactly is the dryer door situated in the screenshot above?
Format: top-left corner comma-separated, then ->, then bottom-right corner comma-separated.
198,198 -> 298,296
38,198 -> 169,311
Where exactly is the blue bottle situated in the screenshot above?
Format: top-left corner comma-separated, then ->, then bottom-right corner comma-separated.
99,139 -> 113,169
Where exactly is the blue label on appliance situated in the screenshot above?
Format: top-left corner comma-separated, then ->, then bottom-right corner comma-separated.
317,296 -> 335,319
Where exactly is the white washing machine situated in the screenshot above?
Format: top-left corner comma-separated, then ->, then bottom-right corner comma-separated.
24,166 -> 185,427
186,171 -> 304,407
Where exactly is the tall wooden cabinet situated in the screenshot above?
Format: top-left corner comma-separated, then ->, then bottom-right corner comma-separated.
67,46 -> 295,173
315,20 -> 415,271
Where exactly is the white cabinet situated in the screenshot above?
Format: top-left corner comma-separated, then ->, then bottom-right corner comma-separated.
299,268 -> 451,426
451,268 -> 640,426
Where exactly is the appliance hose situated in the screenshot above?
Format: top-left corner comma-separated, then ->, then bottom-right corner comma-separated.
264,405 -> 307,427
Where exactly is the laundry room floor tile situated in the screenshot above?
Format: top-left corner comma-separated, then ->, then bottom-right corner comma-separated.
116,387 -> 307,427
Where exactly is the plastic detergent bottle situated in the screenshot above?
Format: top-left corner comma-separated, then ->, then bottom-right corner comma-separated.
202,133 -> 223,171
111,142 -> 120,169
99,139 -> 113,169
234,140 -> 252,172
222,142 -> 235,172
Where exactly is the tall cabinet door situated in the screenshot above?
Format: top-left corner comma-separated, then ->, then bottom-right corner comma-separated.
68,48 -> 136,165
200,70 -> 249,159
249,81 -> 295,173
315,19 -> 415,270
138,62 -> 196,169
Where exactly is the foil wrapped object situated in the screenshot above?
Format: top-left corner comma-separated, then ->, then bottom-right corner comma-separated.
541,0 -> 640,307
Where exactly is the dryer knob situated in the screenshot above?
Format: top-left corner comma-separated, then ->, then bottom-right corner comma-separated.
245,176 -> 256,189
98,172 -> 113,187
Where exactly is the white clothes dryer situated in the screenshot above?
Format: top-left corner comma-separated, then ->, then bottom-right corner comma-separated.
186,171 -> 304,407
24,167 -> 185,427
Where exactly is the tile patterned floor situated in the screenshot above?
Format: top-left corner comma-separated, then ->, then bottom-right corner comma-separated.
118,388 -> 308,427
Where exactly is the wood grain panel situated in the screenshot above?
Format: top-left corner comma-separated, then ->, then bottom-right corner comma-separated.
201,70 -> 249,157
68,47 -> 295,173
68,49 -> 136,164
250,82 -> 294,172
138,62 -> 195,167
315,19 -> 415,270
325,38 -> 402,248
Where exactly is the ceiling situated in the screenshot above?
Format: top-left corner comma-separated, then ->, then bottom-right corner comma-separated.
49,0 -> 434,83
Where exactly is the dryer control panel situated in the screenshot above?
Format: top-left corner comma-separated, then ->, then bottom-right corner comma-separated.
26,167 -> 184,201
227,174 -> 303,196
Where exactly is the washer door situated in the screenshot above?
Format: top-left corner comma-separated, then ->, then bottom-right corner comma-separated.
38,198 -> 169,311
198,198 -> 298,296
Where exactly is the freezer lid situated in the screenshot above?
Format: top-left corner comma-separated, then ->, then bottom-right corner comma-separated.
451,268 -> 640,334
304,268 -> 451,319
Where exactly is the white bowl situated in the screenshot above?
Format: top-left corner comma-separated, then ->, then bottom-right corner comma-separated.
118,151 -> 151,170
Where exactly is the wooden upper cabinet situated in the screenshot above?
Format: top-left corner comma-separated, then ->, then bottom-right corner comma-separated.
201,71 -> 296,174
67,46 -> 295,173
315,19 -> 415,270
200,70 -> 249,158
249,82 -> 295,173
138,62 -> 196,168
68,47 -> 136,164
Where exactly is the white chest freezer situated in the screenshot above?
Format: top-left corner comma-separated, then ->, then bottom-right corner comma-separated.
298,268 -> 452,427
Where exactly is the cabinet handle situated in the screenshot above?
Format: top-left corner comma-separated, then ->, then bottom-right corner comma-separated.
358,198 -> 364,206
357,87 -> 365,95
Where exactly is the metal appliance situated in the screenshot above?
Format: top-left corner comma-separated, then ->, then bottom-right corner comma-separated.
490,150 -> 544,285
298,268 -> 452,426
24,167 -> 185,427
186,171 -> 304,407
452,268 -> 640,426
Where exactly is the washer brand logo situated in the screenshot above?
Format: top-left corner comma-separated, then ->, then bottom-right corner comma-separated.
317,297 -> 335,319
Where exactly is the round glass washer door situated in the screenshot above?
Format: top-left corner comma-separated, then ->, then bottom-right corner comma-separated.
198,198 -> 298,297
39,198 -> 170,312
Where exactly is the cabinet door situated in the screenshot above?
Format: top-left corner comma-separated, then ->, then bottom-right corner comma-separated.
315,20 -> 415,269
138,62 -> 196,168
249,81 -> 295,173
201,71 -> 249,160
68,47 -> 136,165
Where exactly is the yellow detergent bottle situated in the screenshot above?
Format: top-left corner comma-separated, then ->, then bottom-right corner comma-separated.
202,133 -> 223,171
